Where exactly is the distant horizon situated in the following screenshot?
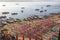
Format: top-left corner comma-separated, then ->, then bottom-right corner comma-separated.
0,0 -> 60,2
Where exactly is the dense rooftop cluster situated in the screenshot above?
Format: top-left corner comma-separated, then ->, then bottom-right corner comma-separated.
0,13 -> 60,40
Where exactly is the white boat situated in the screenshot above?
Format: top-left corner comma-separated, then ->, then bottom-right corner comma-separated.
16,18 -> 22,22
33,15 -> 39,19
6,18 -> 14,23
0,16 -> 6,18
1,20 -> 7,25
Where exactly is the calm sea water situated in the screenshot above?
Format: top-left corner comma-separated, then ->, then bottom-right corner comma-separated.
0,4 -> 60,20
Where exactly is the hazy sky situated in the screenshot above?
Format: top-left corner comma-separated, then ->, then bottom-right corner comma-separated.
0,0 -> 60,2
0,2 -> 60,6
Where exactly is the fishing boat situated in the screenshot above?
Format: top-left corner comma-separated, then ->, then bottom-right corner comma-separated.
1,20 -> 7,25
14,19 -> 17,22
40,10 -> 43,13
16,3 -> 19,5
25,17 -> 32,21
16,18 -> 22,22
35,9 -> 39,11
32,15 -> 39,19
44,10 -> 47,12
11,13 -> 18,15
6,18 -> 14,23
2,5 -> 6,7
43,15 -> 50,19
21,7 -> 25,9
23,18 -> 28,21
21,10 -> 24,13
0,16 -> 6,18
46,5 -> 51,7
7,19 -> 14,23
2,12 -> 9,14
